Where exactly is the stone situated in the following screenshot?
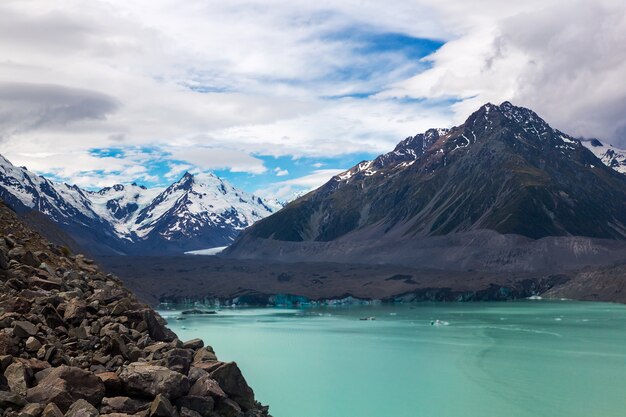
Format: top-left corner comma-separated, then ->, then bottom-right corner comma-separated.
0,355 -> 13,372
210,362 -> 255,410
181,339 -> 203,350
16,358 -> 50,373
143,311 -> 176,342
21,251 -> 41,268
63,300 -> 87,325
12,321 -> 38,338
41,403 -> 63,417
188,375 -> 226,399
18,403 -> 45,417
100,397 -> 150,414
175,396 -> 214,417
148,394 -> 178,417
118,362 -> 190,400
4,362 -> 31,396
178,408 -> 202,417
187,367 -> 208,385
0,373 -> 8,391
214,398 -> 242,417
192,347 -> 217,364
25,336 -> 42,352
165,349 -> 192,375
97,372 -> 122,396
25,366 -> 105,412
0,390 -> 26,408
191,362 -> 223,374
65,399 -> 99,417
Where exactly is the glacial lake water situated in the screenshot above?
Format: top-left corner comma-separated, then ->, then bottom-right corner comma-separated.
159,301 -> 626,417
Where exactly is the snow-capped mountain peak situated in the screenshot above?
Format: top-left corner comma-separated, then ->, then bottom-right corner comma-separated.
581,138 -> 626,174
0,156 -> 280,254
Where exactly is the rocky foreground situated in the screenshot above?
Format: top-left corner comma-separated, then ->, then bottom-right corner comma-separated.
0,200 -> 271,417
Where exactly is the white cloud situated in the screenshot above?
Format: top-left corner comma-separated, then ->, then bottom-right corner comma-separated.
382,0 -> 626,143
257,169 -> 346,201
0,0 -> 624,192
274,167 -> 289,177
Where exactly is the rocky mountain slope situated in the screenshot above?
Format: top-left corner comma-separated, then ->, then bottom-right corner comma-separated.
0,200 -> 270,416
0,156 -> 280,255
226,102 -> 626,266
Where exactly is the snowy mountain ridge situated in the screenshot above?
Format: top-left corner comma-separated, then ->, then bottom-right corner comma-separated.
0,155 -> 281,254
581,138 -> 626,174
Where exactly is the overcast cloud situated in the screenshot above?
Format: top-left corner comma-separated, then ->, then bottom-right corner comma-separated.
0,0 -> 624,198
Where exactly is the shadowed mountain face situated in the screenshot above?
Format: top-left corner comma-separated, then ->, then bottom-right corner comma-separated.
227,102 -> 626,265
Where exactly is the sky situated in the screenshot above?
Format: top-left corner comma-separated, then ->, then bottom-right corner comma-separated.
0,0 -> 625,201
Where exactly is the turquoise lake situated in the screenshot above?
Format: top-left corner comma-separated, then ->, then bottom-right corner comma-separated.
159,301 -> 626,417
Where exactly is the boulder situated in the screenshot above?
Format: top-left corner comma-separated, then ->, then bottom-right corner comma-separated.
100,396 -> 150,414
4,361 -> 32,395
165,349 -> 192,375
26,366 -> 105,412
148,394 -> 178,417
118,363 -> 189,400
187,368 -> 208,385
18,403 -> 45,417
41,403 -> 64,417
63,300 -> 87,325
143,311 -> 176,342
188,375 -> 226,399
175,396 -> 215,417
214,398 -> 242,417
192,347 -> 217,364
0,390 -> 26,408
25,336 -> 42,352
182,339 -> 203,350
97,372 -> 122,396
65,399 -> 99,417
178,407 -> 202,417
210,362 -> 255,410
12,321 -> 38,338
0,373 -> 8,391
21,251 -> 41,268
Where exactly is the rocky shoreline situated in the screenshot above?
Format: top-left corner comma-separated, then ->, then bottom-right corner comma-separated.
155,274 -> 571,307
0,201 -> 271,417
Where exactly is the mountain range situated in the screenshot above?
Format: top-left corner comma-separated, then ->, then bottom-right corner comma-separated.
226,102 -> 626,271
0,155 -> 281,255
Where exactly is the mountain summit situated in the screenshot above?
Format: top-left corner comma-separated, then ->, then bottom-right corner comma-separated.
227,102 -> 626,266
0,158 -> 280,255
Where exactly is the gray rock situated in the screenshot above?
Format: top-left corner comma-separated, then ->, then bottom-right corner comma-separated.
165,349 -> 192,375
148,394 -> 178,417
18,403 -> 45,417
0,390 -> 27,408
188,375 -> 226,399
182,339 -> 203,350
214,398 -> 242,417
12,321 -> 38,338
65,399 -> 99,417
210,362 -> 255,411
26,366 -> 105,413
4,362 -> 31,395
100,396 -> 150,414
118,362 -> 189,400
25,336 -> 42,352
175,396 -> 215,417
42,403 -> 64,417
21,251 -> 41,268
192,347 -> 217,364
